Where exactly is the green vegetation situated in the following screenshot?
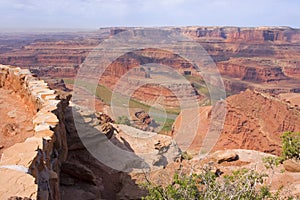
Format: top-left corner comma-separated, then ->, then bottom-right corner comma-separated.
262,131 -> 300,170
184,75 -> 209,95
281,131 -> 300,160
116,115 -> 131,126
142,167 -> 283,200
184,74 -> 227,105
262,156 -> 282,170
63,78 -> 179,133
64,78 -> 114,105
158,118 -> 175,134
143,132 -> 300,200
64,78 -> 180,114
181,151 -> 193,160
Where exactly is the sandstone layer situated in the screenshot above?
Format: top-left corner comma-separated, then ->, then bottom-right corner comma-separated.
0,65 -> 69,200
174,89 -> 300,156
1,27 -> 300,107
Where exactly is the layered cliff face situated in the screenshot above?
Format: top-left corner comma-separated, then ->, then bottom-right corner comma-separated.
0,30 -> 110,78
218,57 -> 300,95
216,90 -> 300,155
98,48 -> 203,108
99,48 -> 197,84
174,90 -> 300,156
183,27 -> 300,94
218,58 -> 288,82
130,83 -> 202,108
184,26 -> 300,43
1,27 -> 300,99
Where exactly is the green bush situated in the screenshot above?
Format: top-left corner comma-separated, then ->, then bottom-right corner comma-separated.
181,151 -> 193,160
142,131 -> 300,200
262,131 -> 300,170
281,132 -> 300,160
262,156 -> 283,170
116,115 -> 131,126
141,167 -> 281,200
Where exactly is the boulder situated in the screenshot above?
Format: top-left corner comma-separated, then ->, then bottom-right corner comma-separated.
135,110 -> 152,125
134,110 -> 159,131
99,122 -> 118,139
283,159 -> 300,172
96,112 -> 114,125
154,140 -> 172,151
211,150 -> 239,164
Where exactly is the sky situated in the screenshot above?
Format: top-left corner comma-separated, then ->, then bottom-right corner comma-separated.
0,0 -> 299,30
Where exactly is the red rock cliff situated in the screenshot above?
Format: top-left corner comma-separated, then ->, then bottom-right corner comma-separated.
174,90 -> 300,155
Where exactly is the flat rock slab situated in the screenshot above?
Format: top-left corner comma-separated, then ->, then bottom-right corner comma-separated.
0,168 -> 37,200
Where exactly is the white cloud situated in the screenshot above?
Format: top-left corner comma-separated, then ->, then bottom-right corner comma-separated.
0,0 -> 299,29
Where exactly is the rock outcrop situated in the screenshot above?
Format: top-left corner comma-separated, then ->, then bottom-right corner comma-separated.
131,149 -> 300,198
210,150 -> 239,164
0,64 -> 69,200
174,89 -> 300,156
1,26 -> 300,199
133,110 -> 155,131
61,104 -> 180,199
184,26 -> 300,43
218,58 -> 288,83
215,90 -> 300,155
283,159 -> 300,172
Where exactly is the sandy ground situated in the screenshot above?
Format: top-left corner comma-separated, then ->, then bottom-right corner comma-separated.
0,88 -> 35,158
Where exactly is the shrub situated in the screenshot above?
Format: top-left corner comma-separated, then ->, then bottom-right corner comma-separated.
262,156 -> 283,170
141,167 -> 280,200
281,132 -> 300,160
262,132 -> 300,170
181,151 -> 193,160
142,131 -> 300,200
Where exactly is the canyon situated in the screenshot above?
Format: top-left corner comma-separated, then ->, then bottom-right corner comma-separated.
1,27 -> 300,97
0,26 -> 300,199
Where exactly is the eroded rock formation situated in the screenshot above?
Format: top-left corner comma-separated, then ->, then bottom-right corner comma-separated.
62,104 -> 180,199
0,65 -> 69,200
184,26 -> 300,43
174,89 -> 300,156
3,27 -> 300,108
1,26 -> 300,199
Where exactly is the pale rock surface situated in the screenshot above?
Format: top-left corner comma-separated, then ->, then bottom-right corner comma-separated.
283,159 -> 300,172
0,168 -> 37,200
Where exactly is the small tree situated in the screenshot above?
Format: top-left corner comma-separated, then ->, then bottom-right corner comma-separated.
281,132 -> 300,160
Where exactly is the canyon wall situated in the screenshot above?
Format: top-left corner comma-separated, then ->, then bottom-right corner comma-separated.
217,58 -> 288,82
0,27 -> 300,98
184,26 -> 300,43
98,49 -> 202,108
0,64 -> 69,200
174,90 -> 300,156
214,90 -> 300,155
